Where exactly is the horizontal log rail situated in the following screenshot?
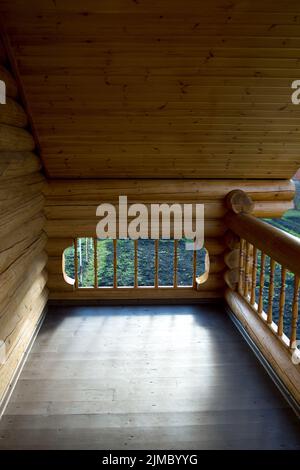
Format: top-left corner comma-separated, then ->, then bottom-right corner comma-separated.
225,190 -> 300,352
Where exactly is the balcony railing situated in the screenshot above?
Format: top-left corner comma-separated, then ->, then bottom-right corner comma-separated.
224,190 -> 300,405
225,191 -> 300,350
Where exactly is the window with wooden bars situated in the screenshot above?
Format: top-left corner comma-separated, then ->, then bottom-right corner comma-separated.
63,238 -> 209,289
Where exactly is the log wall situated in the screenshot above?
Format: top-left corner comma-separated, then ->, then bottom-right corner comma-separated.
0,40 -> 47,407
44,179 -> 295,300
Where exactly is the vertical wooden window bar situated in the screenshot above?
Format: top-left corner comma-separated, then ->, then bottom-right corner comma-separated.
73,238 -> 207,291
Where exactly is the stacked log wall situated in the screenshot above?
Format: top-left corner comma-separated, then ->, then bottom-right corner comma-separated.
44,179 -> 295,300
0,40 -> 47,406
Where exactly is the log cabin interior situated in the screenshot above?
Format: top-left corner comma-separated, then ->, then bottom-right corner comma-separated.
0,0 -> 300,451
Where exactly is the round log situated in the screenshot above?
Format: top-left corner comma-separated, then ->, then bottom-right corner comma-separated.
253,200 -> 294,218
43,179 -> 296,202
0,151 -> 41,179
224,268 -> 239,290
224,230 -> 240,250
45,218 -> 226,238
0,263 -> 48,325
0,98 -> 28,127
0,274 -> 47,353
0,172 -> 45,203
0,237 -> 47,314
226,189 -> 254,214
0,215 -> 45,272
0,124 -> 35,152
224,248 -> 240,269
0,195 -> 44,239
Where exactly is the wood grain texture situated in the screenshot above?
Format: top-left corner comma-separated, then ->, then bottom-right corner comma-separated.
0,152 -> 41,179
1,1 -> 300,178
0,124 -> 35,151
225,211 -> 300,277
225,289 -> 300,405
0,193 -> 44,239
0,215 -> 45,273
0,98 -> 28,127
44,178 -> 294,299
44,179 -> 295,202
0,303 -> 299,449
0,57 -> 47,408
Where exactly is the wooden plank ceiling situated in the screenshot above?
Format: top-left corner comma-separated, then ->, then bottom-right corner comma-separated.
1,0 -> 300,179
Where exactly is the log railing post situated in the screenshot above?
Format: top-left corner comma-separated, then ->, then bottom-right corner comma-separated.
238,239 -> 246,295
278,267 -> 287,337
224,190 -> 255,293
258,253 -> 266,315
267,258 -> 276,325
250,247 -> 257,306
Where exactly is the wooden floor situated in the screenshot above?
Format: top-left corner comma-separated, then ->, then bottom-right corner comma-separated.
0,304 -> 299,450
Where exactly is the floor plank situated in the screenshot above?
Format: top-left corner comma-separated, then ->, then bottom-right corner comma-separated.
0,304 -> 299,450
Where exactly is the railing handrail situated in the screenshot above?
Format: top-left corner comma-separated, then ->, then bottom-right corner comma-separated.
225,212 -> 300,278
225,189 -> 300,277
